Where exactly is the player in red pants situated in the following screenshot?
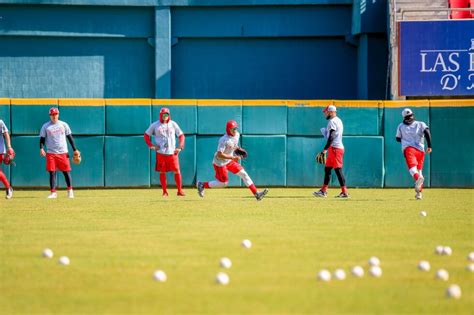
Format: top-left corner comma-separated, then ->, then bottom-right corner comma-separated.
196,120 -> 268,201
144,108 -> 185,197
396,108 -> 432,200
0,119 -> 14,199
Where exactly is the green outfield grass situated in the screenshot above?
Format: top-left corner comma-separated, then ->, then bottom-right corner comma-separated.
1,188 -> 473,314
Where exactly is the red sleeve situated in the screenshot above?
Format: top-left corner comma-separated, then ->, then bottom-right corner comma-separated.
178,134 -> 185,149
144,133 -> 153,147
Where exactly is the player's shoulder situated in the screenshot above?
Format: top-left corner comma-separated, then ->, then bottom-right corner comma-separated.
41,121 -> 52,128
415,120 -> 428,127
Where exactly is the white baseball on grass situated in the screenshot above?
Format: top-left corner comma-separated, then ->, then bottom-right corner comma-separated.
442,246 -> 452,256
351,266 -> 364,278
369,266 -> 382,278
216,272 -> 230,285
58,256 -> 70,266
466,264 -> 474,272
317,269 -> 331,282
42,248 -> 54,258
333,269 -> 346,280
418,260 -> 431,271
420,211 -> 427,217
446,284 -> 461,299
220,257 -> 232,269
435,245 -> 444,255
241,239 -> 252,249
153,270 -> 167,282
368,256 -> 380,267
436,269 -> 449,281
467,252 -> 474,262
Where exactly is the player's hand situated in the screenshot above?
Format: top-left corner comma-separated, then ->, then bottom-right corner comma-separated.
322,150 -> 327,154
232,156 -> 241,162
40,148 -> 46,157
426,148 -> 432,154
74,149 -> 81,156
174,148 -> 182,155
150,146 -> 158,151
7,147 -> 14,155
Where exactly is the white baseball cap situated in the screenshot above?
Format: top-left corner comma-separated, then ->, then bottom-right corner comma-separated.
323,105 -> 337,113
402,108 -> 413,118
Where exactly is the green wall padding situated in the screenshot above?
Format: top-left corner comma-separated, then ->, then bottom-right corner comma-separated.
57,136 -> 104,187
151,135 -> 196,187
287,137 -> 326,186
12,104 -> 55,135
107,105 -> 150,135
10,136 -> 46,187
60,106 -> 105,135
287,107 -> 323,136
384,107 -> 430,187
196,136 -> 241,187
241,135 -> 286,186
152,105 -> 197,135
242,106 -> 287,134
105,136 -> 150,187
197,106 -> 242,135
0,105 -> 10,129
340,108 -> 379,135
430,107 -> 474,187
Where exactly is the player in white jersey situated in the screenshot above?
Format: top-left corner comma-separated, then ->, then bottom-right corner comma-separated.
313,105 -> 349,198
39,107 -> 80,199
396,108 -> 432,200
196,120 -> 268,201
0,119 -> 14,199
144,107 -> 185,197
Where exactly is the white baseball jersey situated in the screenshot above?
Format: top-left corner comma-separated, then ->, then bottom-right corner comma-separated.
0,120 -> 8,154
327,116 -> 344,149
213,132 -> 240,167
145,120 -> 183,155
396,121 -> 428,152
39,121 -> 72,154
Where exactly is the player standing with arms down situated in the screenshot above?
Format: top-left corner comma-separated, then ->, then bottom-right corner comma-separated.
0,119 -> 14,199
39,107 -> 80,199
196,120 -> 268,201
144,107 -> 186,197
313,105 -> 349,198
396,108 -> 432,200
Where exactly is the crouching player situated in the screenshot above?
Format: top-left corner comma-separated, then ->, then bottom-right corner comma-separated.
0,119 -> 14,199
396,108 -> 432,200
197,120 -> 268,201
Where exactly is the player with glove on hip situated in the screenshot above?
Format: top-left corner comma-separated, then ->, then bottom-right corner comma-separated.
313,105 -> 349,198
39,107 -> 80,199
396,108 -> 432,200
0,119 -> 14,199
144,107 -> 185,197
196,120 -> 268,201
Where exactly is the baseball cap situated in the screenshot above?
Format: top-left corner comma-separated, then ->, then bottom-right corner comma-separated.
402,108 -> 413,118
323,105 -> 337,113
49,107 -> 59,115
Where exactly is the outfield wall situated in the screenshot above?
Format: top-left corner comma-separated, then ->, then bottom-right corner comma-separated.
0,99 -> 472,188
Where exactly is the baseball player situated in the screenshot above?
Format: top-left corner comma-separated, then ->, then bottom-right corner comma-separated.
196,120 -> 268,201
144,107 -> 185,197
39,107 -> 80,199
313,105 -> 349,198
396,108 -> 432,200
0,119 -> 14,199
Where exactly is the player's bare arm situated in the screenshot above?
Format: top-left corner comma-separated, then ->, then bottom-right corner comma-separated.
217,151 -> 240,162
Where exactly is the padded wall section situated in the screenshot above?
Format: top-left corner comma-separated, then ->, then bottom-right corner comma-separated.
287,104 -> 327,136
384,107 -> 430,187
105,136 -> 150,187
59,100 -> 105,135
10,136 -> 46,187
241,135 -> 286,186
196,136 -> 240,187
151,135 -> 196,187
242,102 -> 287,135
0,100 -> 10,129
106,100 -> 151,135
57,136 -> 104,188
430,107 -> 474,187
152,102 -> 197,135
336,107 -> 379,135
197,103 -> 242,135
11,101 -> 56,135
343,137 -> 384,187
287,137 -> 327,186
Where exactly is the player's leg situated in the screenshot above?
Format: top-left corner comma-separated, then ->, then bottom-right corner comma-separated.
160,173 -> 168,196
233,166 -> 268,201
155,153 -> 168,196
404,147 -> 423,193
313,167 -> 331,197
57,153 -> 73,198
197,164 -> 228,198
171,155 -> 185,196
46,153 -> 58,198
62,172 -> 74,199
415,151 -> 426,200
333,148 -> 348,198
0,155 -> 13,199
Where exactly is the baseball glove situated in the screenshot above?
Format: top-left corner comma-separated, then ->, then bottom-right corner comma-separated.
73,151 -> 82,165
3,148 -> 15,166
234,147 -> 248,159
315,151 -> 327,165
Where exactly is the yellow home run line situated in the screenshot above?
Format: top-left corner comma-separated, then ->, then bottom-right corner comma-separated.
2,99 -> 474,107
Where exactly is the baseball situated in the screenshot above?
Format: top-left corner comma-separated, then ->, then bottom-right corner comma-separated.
42,248 -> 54,259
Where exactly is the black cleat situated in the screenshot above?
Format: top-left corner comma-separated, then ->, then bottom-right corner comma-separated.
335,192 -> 350,198
312,190 -> 327,198
5,187 -> 13,199
255,188 -> 268,201
197,181 -> 205,198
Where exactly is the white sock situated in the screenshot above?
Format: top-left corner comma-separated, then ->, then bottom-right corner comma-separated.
209,180 -> 227,188
236,170 -> 254,187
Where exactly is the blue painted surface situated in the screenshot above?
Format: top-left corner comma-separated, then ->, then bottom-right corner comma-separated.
197,106 -> 242,135
242,106 -> 287,135
59,106 -> 105,135
11,104 -> 55,135
10,136 -> 46,187
106,105 -> 151,135
0,1 -> 352,6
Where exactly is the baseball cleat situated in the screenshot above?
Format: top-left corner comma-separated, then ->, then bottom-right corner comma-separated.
47,192 -> 58,199
335,192 -> 350,198
415,192 -> 422,200
177,191 -> 186,197
313,190 -> 327,198
255,188 -> 269,201
197,181 -> 205,198
415,176 -> 424,193
67,190 -> 74,199
162,191 -> 169,197
5,187 -> 13,199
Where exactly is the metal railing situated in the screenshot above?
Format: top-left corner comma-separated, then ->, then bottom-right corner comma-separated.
399,8 -> 473,21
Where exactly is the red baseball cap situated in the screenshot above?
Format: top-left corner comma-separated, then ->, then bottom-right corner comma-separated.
49,107 -> 59,115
